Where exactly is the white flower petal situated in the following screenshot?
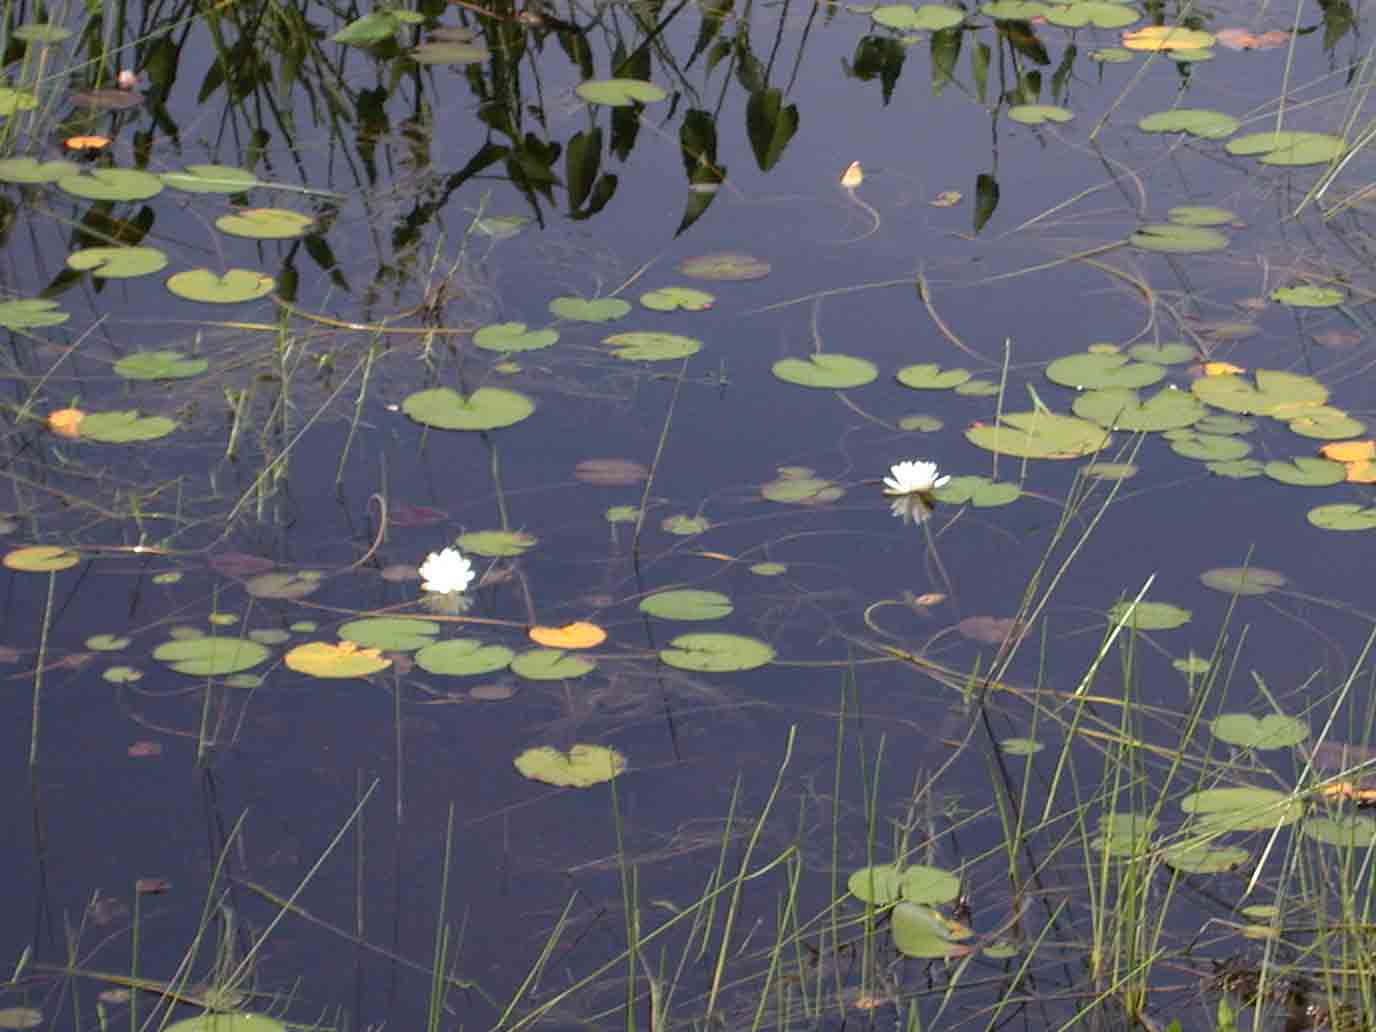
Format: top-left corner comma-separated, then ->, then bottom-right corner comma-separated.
418,547 -> 475,595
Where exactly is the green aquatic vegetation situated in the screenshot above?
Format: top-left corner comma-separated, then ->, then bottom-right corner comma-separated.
1044,1 -> 1138,27
1225,130 -> 1345,165
548,297 -> 631,322
602,332 -> 701,360
772,354 -> 878,388
113,350 -> 208,380
895,362 -> 971,389
510,648 -> 596,680
474,322 -> 560,352
77,411 -> 178,442
639,287 -> 714,311
1072,387 -> 1204,431
1008,104 -> 1074,125
1306,504 -> 1376,530
514,744 -> 625,786
575,79 -> 668,106
1211,713 -> 1308,749
215,208 -> 315,239
1129,223 -> 1230,253
66,246 -> 169,278
414,639 -> 514,676
966,410 -> 1110,459
339,617 -> 442,651
153,637 -> 271,676
677,253 -> 770,280
1108,599 -> 1190,629
1045,351 -> 1165,390
2,545 -> 80,571
1136,109 -> 1239,139
456,529 -> 537,555
0,298 -> 68,329
160,165 -> 261,193
0,157 -> 79,182
1271,284 -> 1345,307
402,387 -> 536,429
57,169 -> 164,202
639,589 -> 734,620
659,633 -> 775,671
166,268 -> 277,303
871,4 -> 965,30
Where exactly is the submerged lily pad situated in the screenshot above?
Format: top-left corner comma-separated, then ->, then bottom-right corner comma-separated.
1212,713 -> 1308,749
677,253 -> 770,281
114,350 -> 208,381
456,529 -> 537,556
1130,224 -> 1229,253
640,287 -> 715,311
161,165 -> 260,193
1108,600 -> 1191,629
475,322 -> 560,352
896,363 -> 971,390
603,332 -> 701,361
402,387 -> 535,430
639,589 -> 734,620
548,297 -> 631,322
1136,109 -> 1239,139
216,208 -> 314,239
58,168 -> 164,202
966,411 -> 1110,459
1225,131 -> 1345,166
872,3 -> 965,29
575,78 -> 667,106
772,354 -> 878,389
1008,104 -> 1074,125
153,638 -> 271,676
415,639 -> 514,676
166,268 -> 276,303
659,633 -> 775,672
67,246 -> 169,279
514,744 -> 625,786
80,411 -> 178,442
1046,351 -> 1165,390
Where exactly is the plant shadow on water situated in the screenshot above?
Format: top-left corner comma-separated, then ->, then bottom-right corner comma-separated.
6,0 -> 1376,1028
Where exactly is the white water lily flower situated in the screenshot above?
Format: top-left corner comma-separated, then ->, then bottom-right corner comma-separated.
882,460 -> 949,497
418,547 -> 475,595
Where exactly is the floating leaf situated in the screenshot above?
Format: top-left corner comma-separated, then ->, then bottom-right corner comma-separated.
751,561 -> 787,576
284,640 -> 390,678
639,287 -> 715,311
1126,343 -> 1195,365
1073,387 -> 1203,431
0,89 -> 38,116
1000,737 -> 1045,755
161,165 -> 260,193
1180,786 -> 1303,832
965,411 -> 1110,459
1216,27 -> 1291,49
332,10 -> 414,44
955,378 -> 1001,396
659,633 -> 775,672
1046,1 -> 1138,27
896,363 -> 971,390
166,268 -> 276,303
1130,224 -> 1229,253
153,638 -> 271,676
0,298 -> 68,329
80,411 -> 178,443
848,864 -> 903,904
114,350 -> 208,381
474,322 -> 560,353
1174,653 -> 1211,674
661,514 -> 711,535
1191,369 -> 1328,416
1307,504 -> 1376,531
216,208 -> 314,239
677,253 -> 770,281
603,332 -> 701,361
932,475 -> 1020,507
1319,440 -> 1376,463
1167,431 -> 1251,462
1122,25 -> 1215,50
1303,814 -> 1376,847
980,0 -> 1052,17
1108,600 -> 1191,630
1225,131 -> 1345,166
1212,713 -> 1308,749
0,157 -> 80,183
1264,457 -> 1346,486
103,666 -> 144,684
1200,566 -> 1286,595
402,387 -> 535,430
760,474 -> 844,504
511,648 -> 596,680
1081,462 -> 1137,480
1093,812 -> 1157,856
576,78 -> 667,106
528,622 -> 606,649
339,617 -> 441,651
892,902 -> 972,958
1008,104 -> 1074,125
1089,46 -> 1134,62
606,506 -> 640,523
1168,206 -> 1237,226
548,297 -> 631,323
514,744 -> 625,786
67,246 -> 168,279
640,590 -> 734,620
3,545 -> 80,572
772,354 -> 878,389
1286,407 -> 1364,440
900,414 -> 943,431
414,638 -> 514,676
1136,109 -> 1239,139
872,3 -> 965,29
1271,285 -> 1345,308
456,529 -> 537,556
243,570 -> 323,599
165,1013 -> 284,1032
1046,351 -> 1165,390
1161,843 -> 1249,873
901,865 -> 961,904
57,168 -> 163,201
409,41 -> 488,64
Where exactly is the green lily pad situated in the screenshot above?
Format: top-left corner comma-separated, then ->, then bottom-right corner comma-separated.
848,864 -> 904,904
166,268 -> 276,303
639,287 -> 715,311
761,470 -> 844,504
639,589 -> 734,620
248,630 -> 291,645
86,634 -> 131,651
113,350 -> 208,381
772,354 -> 878,389
1195,414 -> 1255,435
1136,109 -> 1239,139
1212,713 -> 1308,750
1180,786 -> 1304,832
1000,737 -> 1046,755
1264,457 -> 1346,486
1303,814 -> 1376,847
980,0 -> 1052,17
58,168 -> 164,202
896,363 -> 971,390
900,414 -> 944,431
1167,47 -> 1215,62
872,3 -> 965,29
603,332 -> 701,361
409,41 -> 489,64
892,902 -> 971,958
0,89 -> 38,116
659,633 -> 775,672
3,545 -> 80,572
332,9 -> 420,44
661,514 -> 711,535
1191,369 -> 1328,416
284,641 -> 391,679
162,1016 -> 287,1032
1093,812 -> 1157,857
955,378 -> 1000,396
606,505 -> 640,523
1286,407 -> 1364,440
1073,387 -> 1203,431
1174,653 -> 1211,674
514,744 -> 625,786
1161,843 -> 1249,873
1081,462 -> 1137,480
67,246 -> 169,279
902,866 -> 961,904
1208,459 -> 1264,477
548,297 -> 631,323
474,322 -> 560,352
456,529 -> 537,556
932,475 -> 1020,507
1200,566 -> 1286,595
1130,224 -> 1229,253
1108,600 -> 1190,630
103,666 -> 144,683
966,411 -> 1110,459
402,387 -> 535,430
1008,104 -> 1074,125
0,158 -> 80,183
1045,1 -> 1138,27
1168,206 -> 1237,226
415,639 -> 514,676
575,78 -> 668,107
80,411 -> 178,443
1128,342 -> 1196,364
1167,431 -> 1251,462
1307,504 -> 1376,531
1271,285 -> 1345,307
243,570 -> 323,599
1225,131 -> 1345,166
1089,47 -> 1134,62
0,298 -> 68,329
339,617 -> 441,651
161,165 -> 260,193
1046,351 -> 1165,390
751,561 -> 787,575
216,208 -> 314,239
153,638 -> 271,676
510,648 -> 596,680
677,253 -> 770,281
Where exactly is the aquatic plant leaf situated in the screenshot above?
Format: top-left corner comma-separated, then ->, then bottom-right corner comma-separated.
660,633 -> 775,672
86,634 -> 131,651
402,387 -> 535,430
456,529 -> 537,556
576,78 -> 667,107
103,666 -> 143,683
1072,387 -> 1203,431
606,506 -> 639,523
414,639 -> 514,676
1168,206 -> 1236,226
1046,351 -> 1165,389
1180,786 -> 1303,831
1195,414 -> 1254,435
1166,431 -> 1249,461
511,648 -> 596,680
1271,285 -> 1345,307
1121,25 -> 1215,50
473,215 -> 531,239
1008,104 -> 1073,124
0,89 -> 38,116
1136,109 -> 1238,139
760,475 -> 843,504
333,10 -> 411,44
14,23 -> 73,42
900,414 -> 943,431
153,638 -> 271,676
1000,737 -> 1045,755
1046,1 -> 1137,26
216,208 -> 314,239
248,630 -> 290,645
474,322 -> 559,352
980,0 -> 1052,18
79,411 -> 178,442
873,3 -> 965,29
902,865 -> 961,904
166,268 -> 276,303
548,297 -> 630,322
0,158 -> 80,183
1174,653 -> 1211,674
1089,46 -> 1134,61
1190,369 -> 1328,415
1092,812 -> 1157,856
746,87 -> 799,171
892,902 -> 972,958
896,363 -> 970,389
410,41 -> 488,64
1200,566 -> 1286,595
1081,462 -> 1137,480
1263,457 -> 1345,486
640,287 -> 715,311
677,253 -> 770,280
67,246 -> 168,278
1306,504 -> 1376,531
529,622 -> 607,648
1303,815 -> 1376,847
1212,714 -> 1308,749
1161,843 -> 1249,873
1286,407 -> 1364,440
973,172 -> 999,233
1225,131 -> 1344,166
661,514 -> 711,535
1108,600 -> 1190,629
113,350 -> 208,380
514,744 -> 625,786
243,570 -> 323,599
161,165 -> 260,193
640,589 -> 734,620
0,1011 -> 44,1030
932,475 -> 1020,506
751,562 -> 787,576
57,168 -> 164,201
0,298 -> 69,329
339,617 -> 441,651
848,864 -> 903,904
772,354 -> 878,389
1130,224 -> 1229,253
3,546 -> 80,572
965,411 -> 1110,459
603,332 -> 701,361
284,641 -> 390,678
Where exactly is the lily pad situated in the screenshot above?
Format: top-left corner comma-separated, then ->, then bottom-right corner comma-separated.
415,639 -> 514,676
284,641 -> 391,679
87,634 -> 131,651
772,354 -> 878,389
640,287 -> 715,311
510,648 -> 596,680
3,545 -> 80,572
1212,713 -> 1308,750
896,363 -> 971,390
548,297 -> 631,323
0,298 -> 69,329
1225,131 -> 1345,166
1136,109 -> 1239,139
639,589 -> 734,620
1130,224 -> 1229,253
216,208 -> 314,239
575,78 -> 668,107
1167,431 -> 1251,462
892,902 -> 972,958
1271,285 -> 1345,308
114,350 -> 208,380
0,89 -> 38,116
514,744 -> 625,786
1263,457 -> 1346,486
1168,206 -> 1237,226
980,0 -> 1053,17
1046,351 -> 1165,390
603,332 -> 701,361
1180,786 -> 1303,832
1093,812 -> 1158,857
1108,600 -> 1191,630
848,864 -> 903,904
474,322 -> 560,352
0,158 -> 80,183
760,475 -> 844,504
67,246 -> 169,279
1200,566 -> 1286,595
659,633 -> 775,672
1191,369 -> 1328,416
677,253 -> 770,281
1121,25 -> 1216,50
955,379 -> 1000,396
932,475 -> 1020,507
80,411 -> 178,443
58,168 -> 164,201
161,165 -> 261,193
1081,462 -> 1137,480
1307,504 -> 1376,531
1303,814 -> 1376,848
1127,342 -> 1196,365
901,865 -> 962,904
1161,843 -> 1249,873
1008,104 -> 1074,125
1089,46 -> 1135,62
966,411 -> 1110,459
243,570 -> 323,599
14,23 -> 73,42
1073,387 -> 1203,431
339,617 -> 441,651
402,387 -> 535,430
456,529 -> 537,556
872,3 -> 965,29
661,514 -> 711,535
166,268 -> 276,303
1046,1 -> 1138,27
153,638 -> 271,676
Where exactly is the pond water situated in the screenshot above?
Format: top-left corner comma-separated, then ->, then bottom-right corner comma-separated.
3,0 -> 1376,1029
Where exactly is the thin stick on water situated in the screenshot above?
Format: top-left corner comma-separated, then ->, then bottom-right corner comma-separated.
632,359 -> 689,561
28,570 -> 57,772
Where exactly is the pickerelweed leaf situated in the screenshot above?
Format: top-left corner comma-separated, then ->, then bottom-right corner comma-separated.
474,322 -> 560,352
402,387 -> 535,430
114,350 -> 208,380
772,354 -> 878,389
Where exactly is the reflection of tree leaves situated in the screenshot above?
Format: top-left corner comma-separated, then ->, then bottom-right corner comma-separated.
565,128 -> 602,210
746,88 -> 798,171
1318,0 -> 1354,52
998,20 -> 1049,64
974,173 -> 998,233
930,27 -> 962,94
848,36 -> 906,104
610,104 -> 641,160
1051,44 -> 1076,103
572,175 -> 617,221
734,37 -> 766,93
680,109 -> 720,178
689,0 -> 734,66
507,133 -> 561,202
557,29 -> 594,78
971,41 -> 990,101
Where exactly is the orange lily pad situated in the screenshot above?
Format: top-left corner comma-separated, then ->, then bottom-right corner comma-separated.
1320,440 -> 1376,463
48,408 -> 85,438
528,621 -> 607,649
284,640 -> 391,678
